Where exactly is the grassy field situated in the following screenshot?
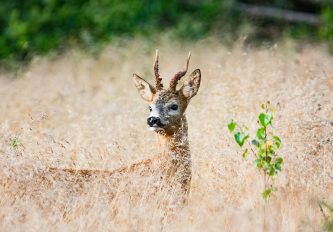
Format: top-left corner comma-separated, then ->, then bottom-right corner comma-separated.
0,39 -> 332,231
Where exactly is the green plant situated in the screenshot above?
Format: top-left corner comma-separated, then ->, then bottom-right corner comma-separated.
9,136 -> 20,149
227,102 -> 283,200
319,202 -> 333,232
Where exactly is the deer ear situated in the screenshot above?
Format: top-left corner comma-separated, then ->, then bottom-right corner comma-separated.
132,74 -> 156,102
180,69 -> 201,99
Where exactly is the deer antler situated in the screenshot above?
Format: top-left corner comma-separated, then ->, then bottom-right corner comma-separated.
169,52 -> 191,91
154,49 -> 163,91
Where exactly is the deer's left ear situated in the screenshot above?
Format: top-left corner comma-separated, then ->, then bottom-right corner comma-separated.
180,69 -> 201,99
132,74 -> 156,102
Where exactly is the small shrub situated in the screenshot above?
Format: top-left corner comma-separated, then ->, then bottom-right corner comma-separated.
320,202 -> 333,232
9,136 -> 20,149
227,102 -> 283,200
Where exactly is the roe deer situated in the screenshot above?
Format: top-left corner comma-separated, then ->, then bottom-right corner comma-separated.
0,50 -> 201,217
131,50 -> 201,198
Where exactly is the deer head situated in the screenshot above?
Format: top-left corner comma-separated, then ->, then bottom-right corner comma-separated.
133,50 -> 201,136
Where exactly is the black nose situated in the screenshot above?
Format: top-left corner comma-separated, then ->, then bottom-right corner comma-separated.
147,117 -> 162,127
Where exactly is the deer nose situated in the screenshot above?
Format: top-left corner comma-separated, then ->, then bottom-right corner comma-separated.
147,117 -> 161,127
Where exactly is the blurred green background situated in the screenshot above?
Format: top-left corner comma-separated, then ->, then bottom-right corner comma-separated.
1,0 -> 332,66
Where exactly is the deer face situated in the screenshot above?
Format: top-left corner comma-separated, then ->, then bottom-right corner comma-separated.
133,51 -> 201,135
147,90 -> 186,134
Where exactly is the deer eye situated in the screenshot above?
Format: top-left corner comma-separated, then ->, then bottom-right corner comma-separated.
148,106 -> 152,112
170,104 -> 178,111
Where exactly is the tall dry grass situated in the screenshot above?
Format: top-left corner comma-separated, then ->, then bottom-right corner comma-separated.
0,38 -> 332,231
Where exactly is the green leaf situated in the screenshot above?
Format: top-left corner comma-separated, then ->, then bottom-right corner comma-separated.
257,150 -> 264,159
256,128 -> 265,140
242,148 -> 248,158
258,112 -> 273,127
269,146 -> 276,154
275,162 -> 282,171
227,120 -> 236,133
275,157 -> 283,171
258,141 -> 266,151
268,166 -> 276,176
262,188 -> 272,200
251,139 -> 259,147
265,156 -> 272,163
276,157 -> 283,164
234,132 -> 249,147
263,160 -> 270,170
272,135 -> 281,148
255,159 -> 263,169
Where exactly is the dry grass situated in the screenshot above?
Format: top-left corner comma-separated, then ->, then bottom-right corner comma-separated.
0,38 -> 332,231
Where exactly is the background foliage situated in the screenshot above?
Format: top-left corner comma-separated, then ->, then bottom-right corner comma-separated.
1,0 -> 332,64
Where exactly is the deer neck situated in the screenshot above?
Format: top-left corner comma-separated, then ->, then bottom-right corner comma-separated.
158,116 -> 190,161
157,115 -> 191,197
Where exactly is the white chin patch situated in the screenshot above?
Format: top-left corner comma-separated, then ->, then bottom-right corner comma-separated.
148,126 -> 164,132
149,127 -> 156,131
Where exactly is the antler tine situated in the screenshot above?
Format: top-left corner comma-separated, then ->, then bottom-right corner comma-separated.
169,52 -> 191,91
154,49 -> 163,90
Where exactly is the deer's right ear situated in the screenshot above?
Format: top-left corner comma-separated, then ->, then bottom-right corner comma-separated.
132,74 -> 156,102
